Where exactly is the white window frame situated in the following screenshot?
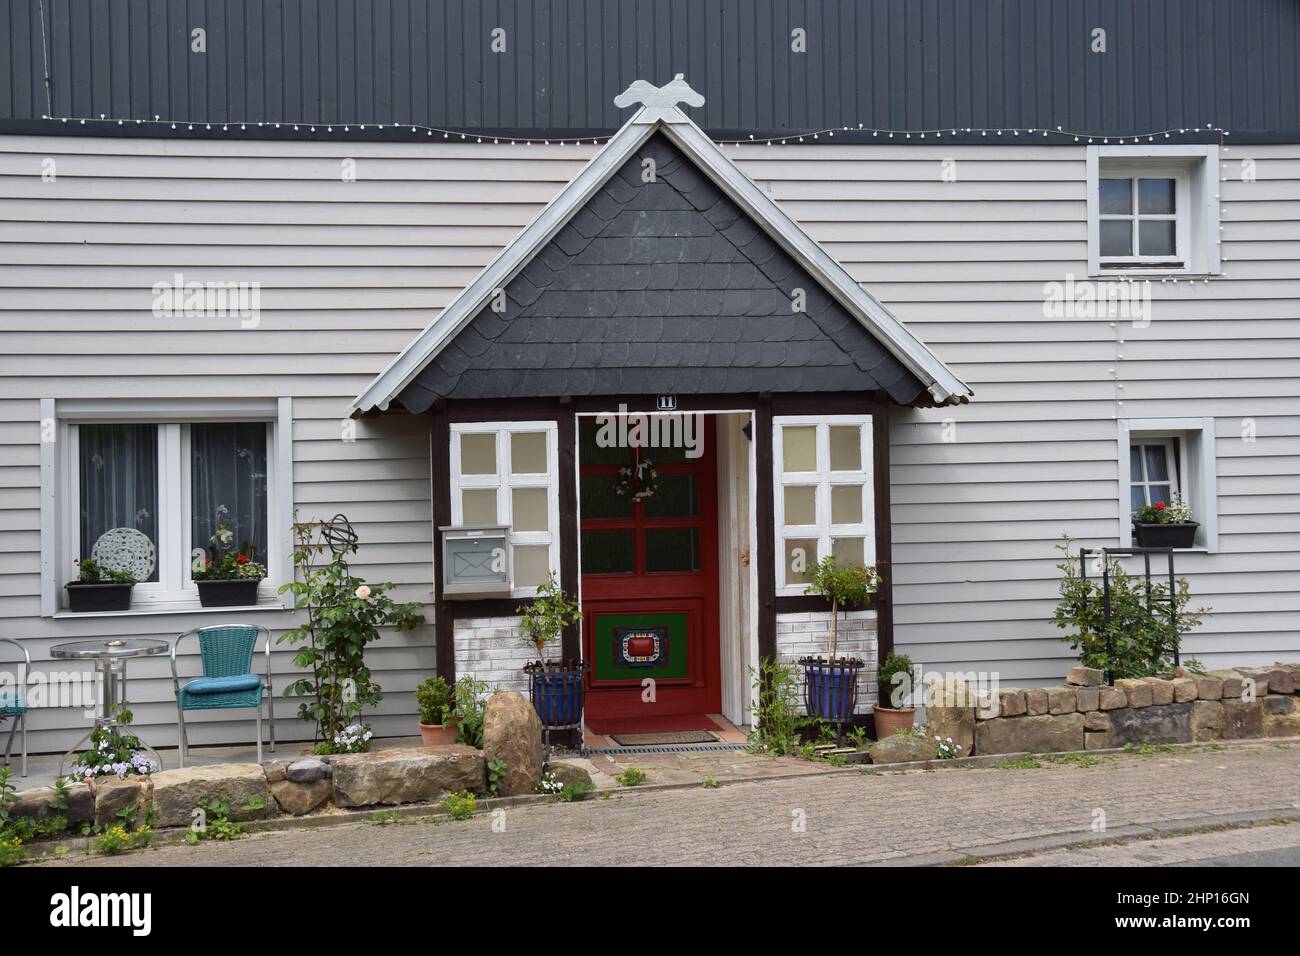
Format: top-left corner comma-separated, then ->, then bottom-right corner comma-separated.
1118,418 -> 1218,552
1087,145 -> 1221,277
1129,438 -> 1178,510
41,397 -> 293,616
1096,167 -> 1188,268
773,414 -> 875,596
449,420 -> 559,598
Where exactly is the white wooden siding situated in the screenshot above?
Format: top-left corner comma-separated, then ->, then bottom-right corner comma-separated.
3,133 -> 1297,753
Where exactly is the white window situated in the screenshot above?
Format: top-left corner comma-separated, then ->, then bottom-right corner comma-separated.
773,415 -> 874,596
450,421 -> 559,596
1118,418 -> 1219,551
44,398 -> 293,614
1087,145 -> 1221,276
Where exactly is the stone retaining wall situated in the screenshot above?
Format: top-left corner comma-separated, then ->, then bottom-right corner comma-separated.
935,663 -> 1300,756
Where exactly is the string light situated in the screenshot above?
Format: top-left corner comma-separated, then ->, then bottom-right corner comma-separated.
41,112 -> 1229,150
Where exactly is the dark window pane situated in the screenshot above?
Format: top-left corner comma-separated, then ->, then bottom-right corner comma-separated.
580,529 -> 635,574
1099,178 -> 1132,214
578,418 -> 631,466
645,528 -> 701,573
1148,484 -> 1172,507
1100,219 -> 1132,257
79,424 -> 159,582
1143,445 -> 1169,481
192,423 -> 269,565
642,474 -> 698,518
1129,445 -> 1142,478
1131,485 -> 1147,511
580,474 -> 633,519
1139,219 -> 1176,257
1138,178 -> 1175,214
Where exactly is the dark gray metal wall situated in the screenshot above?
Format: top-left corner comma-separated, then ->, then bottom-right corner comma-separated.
3,0 -> 1298,138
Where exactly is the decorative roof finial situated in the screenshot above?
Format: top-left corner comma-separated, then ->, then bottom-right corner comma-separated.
614,74 -> 705,110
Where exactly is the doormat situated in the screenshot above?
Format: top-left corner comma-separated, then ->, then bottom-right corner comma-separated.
609,730 -> 718,746
586,713 -> 724,734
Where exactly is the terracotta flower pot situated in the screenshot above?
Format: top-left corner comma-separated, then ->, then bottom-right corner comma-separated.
418,718 -> 460,746
872,705 -> 917,739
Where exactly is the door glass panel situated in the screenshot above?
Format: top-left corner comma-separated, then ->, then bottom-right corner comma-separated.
643,473 -> 698,518
580,530 -> 635,574
1099,178 -> 1132,214
1143,445 -> 1169,481
510,432 -> 548,474
828,426 -> 861,471
784,538 -> 818,586
645,528 -> 701,573
1100,220 -> 1132,257
1138,178 -> 1175,214
459,433 -> 496,475
79,424 -> 160,582
782,426 -> 817,472
461,489 -> 497,525
579,418 -> 630,465
832,536 -> 865,568
511,488 -> 548,532
831,484 -> 863,525
513,545 -> 551,588
1138,219 -> 1175,257
784,486 -> 816,526
580,474 -> 633,519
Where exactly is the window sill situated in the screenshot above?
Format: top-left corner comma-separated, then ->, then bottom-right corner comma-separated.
53,598 -> 290,620
1090,268 -> 1218,279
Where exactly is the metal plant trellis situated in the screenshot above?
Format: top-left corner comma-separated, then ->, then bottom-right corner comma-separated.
1076,546 -> 1181,683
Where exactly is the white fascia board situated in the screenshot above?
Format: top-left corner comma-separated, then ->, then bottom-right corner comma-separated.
350,111 -> 659,415
658,119 -> 970,404
351,105 -> 971,414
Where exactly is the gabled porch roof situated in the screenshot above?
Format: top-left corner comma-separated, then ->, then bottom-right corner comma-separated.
351,80 -> 972,416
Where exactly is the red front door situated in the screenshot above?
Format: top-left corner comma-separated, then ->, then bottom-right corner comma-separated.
578,415 -> 720,722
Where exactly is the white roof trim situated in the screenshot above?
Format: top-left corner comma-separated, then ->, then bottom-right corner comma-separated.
350,101 -> 970,415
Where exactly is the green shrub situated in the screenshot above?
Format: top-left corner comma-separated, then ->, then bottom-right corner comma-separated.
415,676 -> 454,726
453,676 -> 492,749
803,556 -> 880,658
877,652 -> 915,709
615,768 -> 646,787
747,656 -> 808,756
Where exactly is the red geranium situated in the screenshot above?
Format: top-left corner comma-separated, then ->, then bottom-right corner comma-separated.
236,554 -> 250,564
1154,501 -> 1166,511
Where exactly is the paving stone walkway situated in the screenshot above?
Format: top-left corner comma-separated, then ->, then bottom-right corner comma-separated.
34,741 -> 1300,867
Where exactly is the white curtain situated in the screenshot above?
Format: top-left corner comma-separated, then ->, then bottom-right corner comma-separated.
191,423 -> 268,562
79,424 -> 159,581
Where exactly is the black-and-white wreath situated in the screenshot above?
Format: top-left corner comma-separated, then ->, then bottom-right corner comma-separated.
614,458 -> 659,502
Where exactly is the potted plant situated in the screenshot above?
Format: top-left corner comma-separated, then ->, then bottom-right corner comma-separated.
65,558 -> 137,612
874,651 -> 917,738
797,556 -> 881,727
193,523 -> 267,607
1133,493 -> 1198,548
519,576 -> 588,732
415,675 -> 459,745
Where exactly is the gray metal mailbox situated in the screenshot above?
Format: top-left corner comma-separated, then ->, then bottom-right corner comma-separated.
439,525 -> 511,599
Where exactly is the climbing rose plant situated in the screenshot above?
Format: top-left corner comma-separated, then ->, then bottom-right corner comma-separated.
278,519 -> 425,749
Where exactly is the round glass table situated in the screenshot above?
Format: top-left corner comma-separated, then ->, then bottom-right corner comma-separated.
50,638 -> 169,776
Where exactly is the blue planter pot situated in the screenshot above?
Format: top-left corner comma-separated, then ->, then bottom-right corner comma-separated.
803,663 -> 861,723
527,665 -> 589,728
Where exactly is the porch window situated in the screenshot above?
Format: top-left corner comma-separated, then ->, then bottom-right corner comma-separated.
450,422 -> 559,595
773,415 -> 874,596
53,400 -> 289,613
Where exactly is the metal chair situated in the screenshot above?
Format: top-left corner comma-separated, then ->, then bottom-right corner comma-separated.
0,638 -> 30,777
171,625 -> 275,766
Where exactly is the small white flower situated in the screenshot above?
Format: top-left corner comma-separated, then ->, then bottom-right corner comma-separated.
355,585 -> 371,599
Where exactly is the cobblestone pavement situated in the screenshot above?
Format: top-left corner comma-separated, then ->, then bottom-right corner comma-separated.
979,819 -> 1300,866
37,742 -> 1300,867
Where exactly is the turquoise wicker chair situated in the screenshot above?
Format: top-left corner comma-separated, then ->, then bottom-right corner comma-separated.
0,638 -> 30,777
171,625 -> 275,766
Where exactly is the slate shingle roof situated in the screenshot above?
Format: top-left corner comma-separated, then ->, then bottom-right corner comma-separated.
398,133 -> 926,412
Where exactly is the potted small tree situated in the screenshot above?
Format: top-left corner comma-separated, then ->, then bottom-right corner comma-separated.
194,523 -> 267,607
519,576 -> 588,736
415,675 -> 459,745
874,651 -> 917,738
66,558 -> 137,612
798,556 -> 881,728
1133,494 -> 1198,548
